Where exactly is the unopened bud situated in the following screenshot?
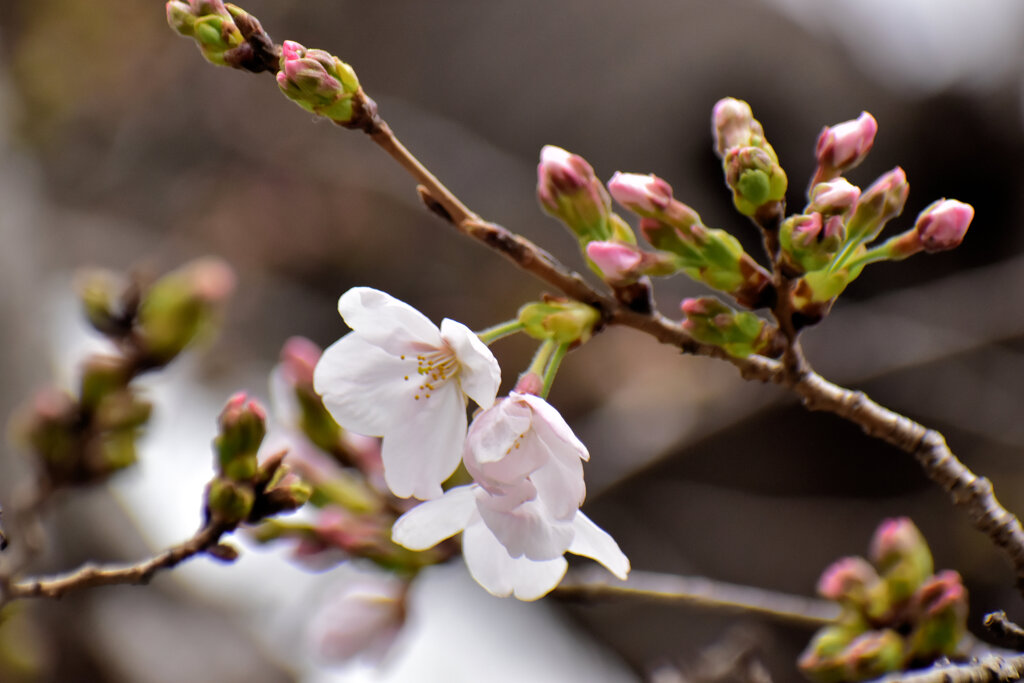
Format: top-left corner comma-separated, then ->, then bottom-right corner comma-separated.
842,630 -> 904,682
723,146 -> 787,216
165,0 -> 245,67
277,40 -> 362,125
915,199 -> 973,253
585,241 -> 677,284
681,297 -> 775,358
206,476 -> 255,524
214,392 -> 266,481
817,556 -> 879,606
712,98 -> 763,158
79,356 -> 130,411
870,517 -> 934,605
798,625 -> 859,683
537,146 -> 613,243
780,213 -> 844,274
908,570 -> 968,659
76,268 -> 131,338
814,112 -> 878,184
845,168 -> 909,246
808,178 -> 861,218
606,172 -> 673,215
517,299 -> 601,345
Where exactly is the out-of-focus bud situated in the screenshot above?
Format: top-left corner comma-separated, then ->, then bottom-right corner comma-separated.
272,336 -> 345,456
517,299 -> 601,345
206,476 -> 256,524
136,258 -> 235,365
680,297 -> 777,358
76,269 -> 132,338
537,146 -> 614,244
798,624 -> 860,683
844,168 -> 909,247
723,146 -> 788,217
813,112 -> 878,185
808,179 -> 861,218
78,356 -> 130,412
585,241 -> 677,284
165,0 -> 245,67
817,556 -> 880,607
253,470 -> 313,520
779,213 -> 845,274
842,630 -> 905,682
907,570 -> 968,659
214,393 -> 266,481
915,199 -> 974,253
869,517 -> 934,608
712,98 -> 763,158
276,40 -> 364,125
308,568 -> 409,664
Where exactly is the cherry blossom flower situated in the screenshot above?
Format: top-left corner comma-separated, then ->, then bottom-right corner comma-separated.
313,288 -> 501,500
391,393 -> 629,600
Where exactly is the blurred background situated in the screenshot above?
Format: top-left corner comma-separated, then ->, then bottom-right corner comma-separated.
3,0 -> 1024,680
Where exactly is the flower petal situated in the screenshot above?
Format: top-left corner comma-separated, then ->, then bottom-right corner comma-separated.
476,491 -> 574,561
529,451 -> 585,520
568,512 -> 630,580
462,519 -> 568,601
441,318 -> 501,409
381,382 -> 467,499
313,334 -> 412,435
391,485 -> 477,550
518,392 -> 589,462
338,287 -> 443,354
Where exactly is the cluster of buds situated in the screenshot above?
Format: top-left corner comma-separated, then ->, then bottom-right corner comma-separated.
517,298 -> 601,346
13,259 -> 234,488
712,98 -> 788,217
165,0 -> 270,71
275,40 -> 375,129
799,518 -> 969,682
205,393 -> 311,526
680,298 -> 780,358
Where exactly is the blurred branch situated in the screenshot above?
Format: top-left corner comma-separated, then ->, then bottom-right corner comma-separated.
865,654 -> 1024,683
2,520 -> 231,604
984,611 -> 1024,650
555,568 -> 838,628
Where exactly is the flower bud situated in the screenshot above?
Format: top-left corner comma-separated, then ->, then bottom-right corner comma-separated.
214,392 -> 266,481
273,337 -> 345,455
276,40 -> 362,125
723,146 -> 788,216
136,258 -> 235,365
915,199 -> 973,253
907,570 -> 968,659
252,471 -> 313,520
869,517 -> 934,606
206,476 -> 255,524
537,146 -> 613,243
712,98 -> 763,158
779,213 -> 844,274
76,269 -> 131,338
814,112 -> 878,184
844,168 -> 909,246
78,356 -> 130,412
808,178 -> 861,218
842,630 -> 904,682
681,297 -> 775,358
165,0 -> 246,67
606,172 -> 673,216
517,299 -> 601,345
817,556 -> 880,607
585,241 -> 677,284
798,625 -> 859,683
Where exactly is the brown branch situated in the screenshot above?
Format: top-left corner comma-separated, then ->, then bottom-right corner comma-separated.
864,654 -> 1024,683
2,521 -> 232,604
985,611 -> 1024,650
554,568 -> 839,628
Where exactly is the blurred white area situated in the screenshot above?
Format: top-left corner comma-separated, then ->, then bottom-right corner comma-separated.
48,292 -> 636,683
760,0 -> 1024,93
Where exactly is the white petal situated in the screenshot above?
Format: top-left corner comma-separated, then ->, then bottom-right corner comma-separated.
464,400 -> 546,488
568,512 -> 630,580
391,485 -> 477,550
476,492 -> 574,561
530,452 -> 585,520
313,335 -> 412,435
441,318 -> 501,409
462,520 -> 568,601
381,383 -> 467,499
518,392 -> 589,462
338,287 -> 443,354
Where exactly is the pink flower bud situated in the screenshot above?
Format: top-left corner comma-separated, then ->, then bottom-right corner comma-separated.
279,336 -> 322,389
845,167 -> 909,244
869,516 -> 932,578
914,570 -> 967,619
914,199 -> 973,253
817,556 -> 878,602
585,241 -> 643,282
536,146 -> 611,241
815,112 -> 877,172
808,178 -> 861,217
790,213 -> 824,248
606,172 -> 673,215
712,97 -> 761,157
189,257 -> 236,304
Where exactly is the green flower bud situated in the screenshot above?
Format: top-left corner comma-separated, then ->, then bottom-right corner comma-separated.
276,40 -> 363,125
724,146 -> 788,217
214,393 -> 266,481
517,300 -> 600,345
842,630 -> 905,682
537,146 -> 615,244
680,297 -> 776,358
206,476 -> 255,524
798,624 -> 861,683
907,570 -> 968,659
869,517 -> 934,607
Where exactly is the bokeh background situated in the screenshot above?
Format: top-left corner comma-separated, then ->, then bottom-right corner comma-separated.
3,0 -> 1024,681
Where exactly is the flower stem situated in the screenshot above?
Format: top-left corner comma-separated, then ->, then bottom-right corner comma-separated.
842,241 -> 894,271
476,320 -> 525,345
526,339 -> 557,379
540,342 -> 569,400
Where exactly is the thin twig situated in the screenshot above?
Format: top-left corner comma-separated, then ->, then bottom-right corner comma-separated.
864,654 -> 1024,683
985,611 -> 1024,650
554,568 -> 839,628
2,521 -> 231,604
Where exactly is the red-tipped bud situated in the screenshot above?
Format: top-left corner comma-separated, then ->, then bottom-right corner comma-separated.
606,172 -> 673,215
276,40 -> 362,124
215,392 -> 267,481
818,556 -> 879,605
814,112 -> 878,180
908,570 -> 969,659
808,178 -> 861,217
536,146 -> 612,242
915,199 -> 973,253
842,630 -> 904,681
845,167 -> 909,245
280,336 -> 322,389
586,241 -> 643,283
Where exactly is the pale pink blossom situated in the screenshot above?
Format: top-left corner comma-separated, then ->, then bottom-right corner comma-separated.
313,288 -> 501,500
914,199 -> 973,253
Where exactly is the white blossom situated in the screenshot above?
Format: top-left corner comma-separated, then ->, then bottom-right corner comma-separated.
313,287 -> 501,500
